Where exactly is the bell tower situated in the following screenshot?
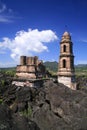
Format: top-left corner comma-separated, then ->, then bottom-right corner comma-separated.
58,31 -> 76,90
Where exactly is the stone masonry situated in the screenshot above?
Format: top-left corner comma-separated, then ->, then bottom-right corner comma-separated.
16,56 -> 46,79
58,32 -> 76,90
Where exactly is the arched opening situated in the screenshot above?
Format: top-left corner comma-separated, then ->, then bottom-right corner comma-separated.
63,59 -> 66,68
63,45 -> 66,52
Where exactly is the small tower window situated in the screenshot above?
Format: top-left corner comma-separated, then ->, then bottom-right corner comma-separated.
63,59 -> 66,68
63,45 -> 66,52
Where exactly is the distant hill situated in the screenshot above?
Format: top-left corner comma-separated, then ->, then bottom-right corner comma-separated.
0,67 -> 16,71
75,64 -> 87,76
0,63 -> 87,76
44,61 -> 58,72
44,61 -> 87,76
75,64 -> 87,68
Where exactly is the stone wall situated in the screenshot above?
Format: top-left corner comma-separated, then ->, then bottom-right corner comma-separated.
20,56 -> 38,66
16,72 -> 36,79
58,76 -> 76,90
16,65 -> 36,73
16,65 -> 27,72
20,56 -> 26,65
16,56 -> 46,79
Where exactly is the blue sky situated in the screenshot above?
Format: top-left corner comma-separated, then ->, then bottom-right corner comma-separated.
0,0 -> 87,67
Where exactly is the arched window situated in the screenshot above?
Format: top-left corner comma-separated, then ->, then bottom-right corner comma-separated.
63,45 -> 66,52
63,59 -> 66,68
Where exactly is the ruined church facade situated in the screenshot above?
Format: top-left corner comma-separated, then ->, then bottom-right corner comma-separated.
16,56 -> 46,79
58,32 -> 76,90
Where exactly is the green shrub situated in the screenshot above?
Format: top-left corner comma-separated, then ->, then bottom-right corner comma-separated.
0,98 -> 3,104
5,70 -> 16,77
20,106 -> 32,118
1,80 -> 5,86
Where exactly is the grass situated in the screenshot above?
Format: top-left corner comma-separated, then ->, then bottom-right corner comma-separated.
19,106 -> 32,118
0,67 -> 16,77
1,79 -> 5,86
75,67 -> 87,77
0,98 -> 3,104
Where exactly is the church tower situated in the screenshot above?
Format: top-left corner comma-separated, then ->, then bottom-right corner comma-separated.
58,31 -> 76,90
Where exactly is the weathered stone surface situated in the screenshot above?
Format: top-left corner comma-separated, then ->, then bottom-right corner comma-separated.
16,56 -> 47,80
0,104 -> 12,130
0,73 -> 87,130
58,76 -> 76,90
12,113 -> 40,130
76,75 -> 87,92
0,104 -> 40,130
58,32 -> 76,90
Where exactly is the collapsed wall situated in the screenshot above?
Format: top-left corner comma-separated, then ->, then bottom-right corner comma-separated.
16,56 -> 46,79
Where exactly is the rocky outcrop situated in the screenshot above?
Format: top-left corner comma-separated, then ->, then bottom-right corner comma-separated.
0,104 -> 40,130
76,75 -> 87,92
0,74 -> 87,130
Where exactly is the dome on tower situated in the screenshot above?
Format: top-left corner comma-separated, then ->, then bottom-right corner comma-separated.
61,31 -> 71,42
63,31 -> 70,36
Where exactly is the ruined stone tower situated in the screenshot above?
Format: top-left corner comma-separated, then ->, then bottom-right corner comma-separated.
58,31 -> 76,90
16,56 -> 46,79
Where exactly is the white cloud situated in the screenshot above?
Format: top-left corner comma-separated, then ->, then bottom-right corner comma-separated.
81,40 -> 87,43
77,60 -> 87,64
0,29 -> 58,62
0,1 -> 14,23
0,15 -> 12,22
0,3 -> 6,13
78,39 -> 87,43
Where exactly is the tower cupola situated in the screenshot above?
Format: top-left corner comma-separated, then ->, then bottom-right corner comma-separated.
61,31 -> 71,42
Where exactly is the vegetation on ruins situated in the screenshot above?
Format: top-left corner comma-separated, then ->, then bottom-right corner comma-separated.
19,106 -> 32,118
